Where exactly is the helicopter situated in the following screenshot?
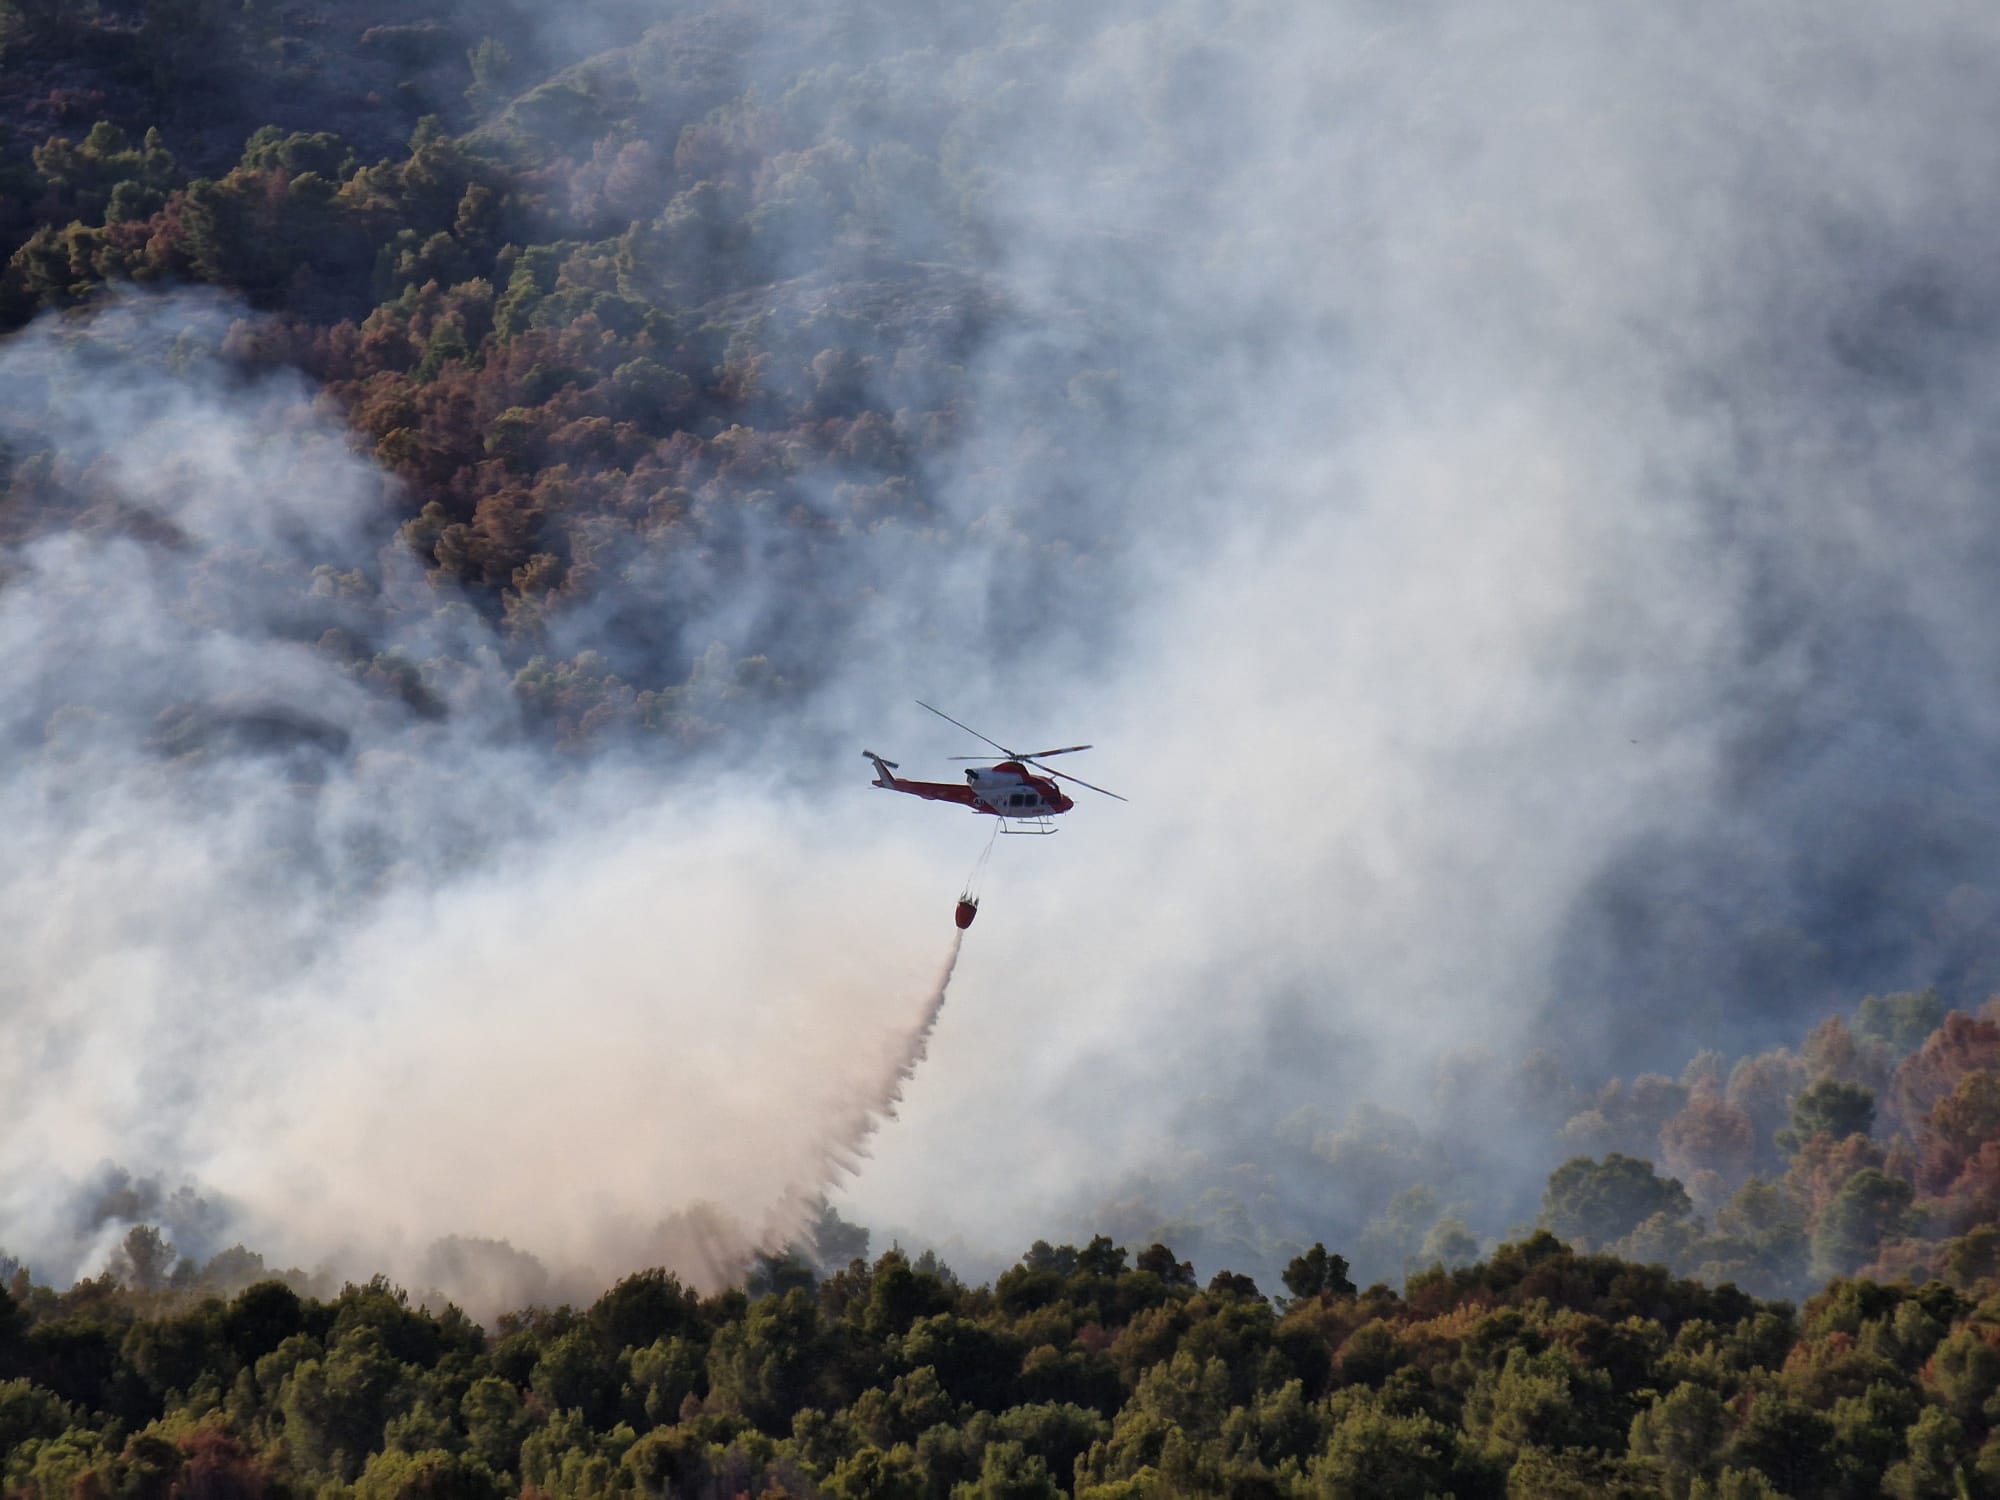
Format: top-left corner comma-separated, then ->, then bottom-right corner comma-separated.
863,700 -> 1126,835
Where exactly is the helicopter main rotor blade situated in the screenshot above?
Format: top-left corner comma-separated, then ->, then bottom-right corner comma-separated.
1017,744 -> 1093,759
915,700 -> 1018,758
1030,760 -> 1129,802
946,745 -> 1092,760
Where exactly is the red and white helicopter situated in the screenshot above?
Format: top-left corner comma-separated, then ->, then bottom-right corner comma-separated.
864,700 -> 1126,834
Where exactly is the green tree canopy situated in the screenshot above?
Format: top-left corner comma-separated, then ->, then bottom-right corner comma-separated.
1541,1155 -> 1692,1249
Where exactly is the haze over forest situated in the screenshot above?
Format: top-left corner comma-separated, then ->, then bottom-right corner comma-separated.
6,0 -> 2000,1494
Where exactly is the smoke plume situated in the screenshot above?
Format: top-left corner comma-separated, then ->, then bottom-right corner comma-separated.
13,0 -> 2000,1298
0,296 -> 980,1304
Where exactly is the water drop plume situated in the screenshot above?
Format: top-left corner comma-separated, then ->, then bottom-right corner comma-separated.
795,932 -> 964,1198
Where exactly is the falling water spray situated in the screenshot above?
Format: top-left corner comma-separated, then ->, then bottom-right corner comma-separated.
792,932 -> 965,1200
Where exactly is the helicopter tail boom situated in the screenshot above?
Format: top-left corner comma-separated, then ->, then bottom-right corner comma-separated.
864,749 -> 984,808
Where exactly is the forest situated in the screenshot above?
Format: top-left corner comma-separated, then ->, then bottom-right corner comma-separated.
6,1204 -> 2000,1499
8,0 -> 2000,1495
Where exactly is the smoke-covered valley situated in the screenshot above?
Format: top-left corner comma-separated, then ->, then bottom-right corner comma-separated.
6,0 -> 2000,1302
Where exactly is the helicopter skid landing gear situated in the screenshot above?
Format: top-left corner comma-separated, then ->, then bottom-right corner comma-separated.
1001,817 -> 1058,835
